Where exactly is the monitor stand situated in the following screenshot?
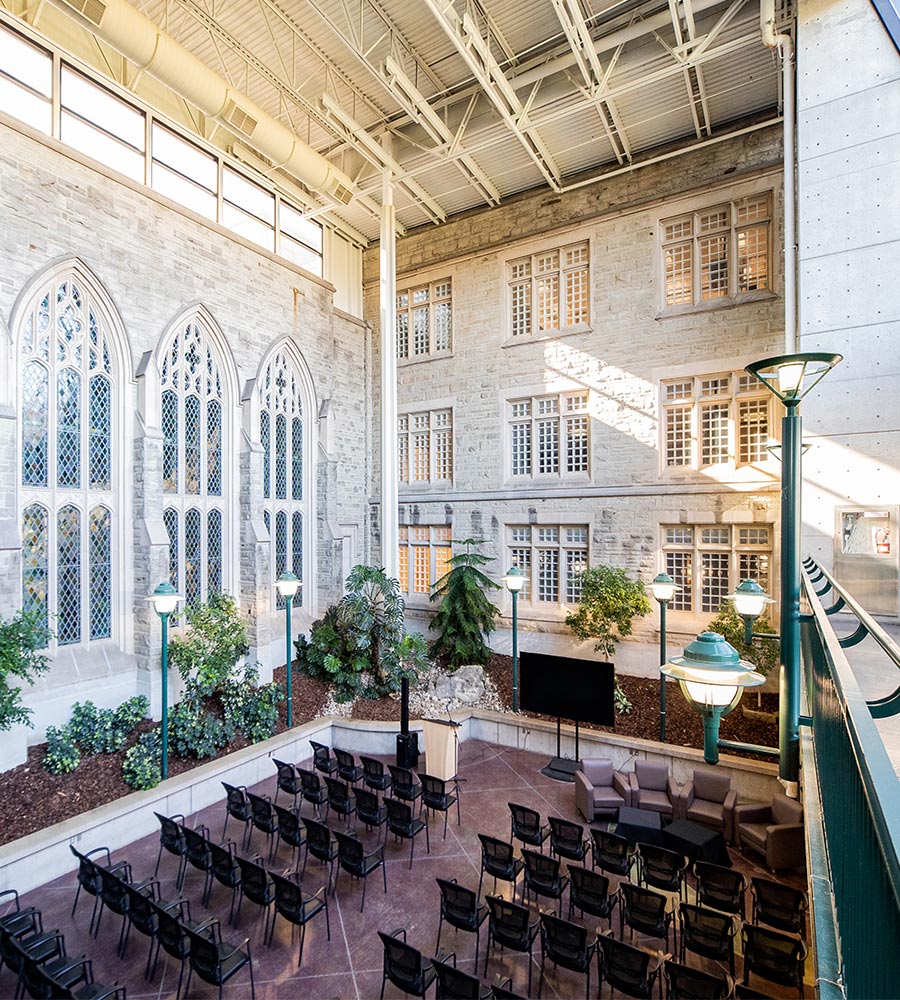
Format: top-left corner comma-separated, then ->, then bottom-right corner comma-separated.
540,717 -> 580,782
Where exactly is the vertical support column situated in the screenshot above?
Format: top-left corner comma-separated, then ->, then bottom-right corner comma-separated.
659,600 -> 667,742
779,401 -> 802,791
781,35 -> 796,354
380,172 -> 398,580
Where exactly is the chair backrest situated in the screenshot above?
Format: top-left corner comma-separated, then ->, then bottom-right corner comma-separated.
569,865 -> 609,903
185,926 -> 223,985
388,765 -> 417,795
97,865 -> 129,914
695,862 -> 746,912
541,912 -> 588,962
152,900 -> 189,959
334,830 -> 364,870
236,855 -> 271,904
385,796 -> 413,833
664,959 -> 731,999
69,845 -> 100,894
361,755 -> 388,782
270,870 -> 304,918
209,840 -> 239,883
741,923 -> 805,985
680,902 -> 734,951
310,740 -> 332,767
522,848 -> 560,885
334,747 -> 356,770
247,791 -> 274,826
549,815 -> 583,849
356,787 -> 381,820
639,843 -> 685,880
751,878 -> 806,932
303,818 -> 334,860
635,760 -> 669,791
591,829 -> 630,867
581,758 -> 613,787
273,758 -> 299,790
621,883 -> 667,925
299,768 -> 323,796
183,825 -> 212,867
155,812 -> 185,851
509,802 -> 541,836
419,773 -> 448,803
325,776 -> 353,806
436,878 -> 477,926
598,932 -> 653,995
486,895 -> 531,948
479,834 -> 516,877
378,930 -> 427,993
692,768 -> 731,803
431,956 -> 483,999
274,804 -> 303,844
222,783 -> 250,819
124,881 -> 156,934
771,792 -> 804,825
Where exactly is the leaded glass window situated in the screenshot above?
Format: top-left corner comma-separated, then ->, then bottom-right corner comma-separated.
508,392 -> 589,480
159,317 -> 229,605
259,347 -> 306,609
506,524 -> 588,611
19,273 -> 116,648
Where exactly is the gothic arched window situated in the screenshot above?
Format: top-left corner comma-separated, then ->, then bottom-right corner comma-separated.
160,316 -> 228,607
259,347 -> 305,608
19,274 -> 116,645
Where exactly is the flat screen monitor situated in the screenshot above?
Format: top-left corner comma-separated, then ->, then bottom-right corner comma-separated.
519,651 -> 615,726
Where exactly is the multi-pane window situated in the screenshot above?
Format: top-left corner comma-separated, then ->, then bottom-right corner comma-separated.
260,348 -> 305,609
508,526 -> 588,608
0,22 -> 51,134
398,526 -> 452,599
19,272 -> 116,647
152,123 -> 218,221
398,409 -> 453,484
396,280 -> 452,360
279,203 -> 324,277
161,318 -> 227,607
662,524 -> 772,614
508,392 -> 590,480
662,373 -> 771,470
661,195 -> 772,309
508,242 -> 589,338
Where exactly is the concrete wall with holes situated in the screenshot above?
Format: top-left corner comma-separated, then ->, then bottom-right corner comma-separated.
796,0 -> 900,617
0,115 -> 372,755
364,125 -> 787,641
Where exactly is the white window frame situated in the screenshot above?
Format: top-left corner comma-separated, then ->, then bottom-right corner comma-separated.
658,191 -> 774,315
396,278 -> 452,362
660,371 -> 774,473
505,239 -> 591,343
398,406 -> 454,486
506,524 -> 589,614
660,522 -> 774,619
398,525 -> 453,603
506,390 -> 591,483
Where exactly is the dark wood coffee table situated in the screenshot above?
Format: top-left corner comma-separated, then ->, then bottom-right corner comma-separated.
615,805 -> 664,846
662,818 -> 731,867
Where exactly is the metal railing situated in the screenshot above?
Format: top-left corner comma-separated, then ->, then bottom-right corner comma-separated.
801,558 -> 900,998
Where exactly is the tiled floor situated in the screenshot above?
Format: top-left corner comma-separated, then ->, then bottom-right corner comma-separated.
3,741 -> 809,999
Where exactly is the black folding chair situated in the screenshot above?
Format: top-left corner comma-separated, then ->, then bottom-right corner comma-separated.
183,920 -> 255,999
521,849 -> 569,916
148,897 -> 215,998
538,912 -> 598,999
548,816 -> 590,864
301,818 -> 339,894
638,843 -> 689,901
70,845 -> 130,936
483,895 -> 539,995
378,928 -> 436,1000
181,824 -> 215,905
298,768 -> 330,820
334,747 -> 364,784
431,953 -> 492,999
273,803 -> 307,863
310,740 -> 338,776
324,776 -> 357,828
477,835 -> 523,901
246,792 -> 279,861
234,856 -> 275,940
334,830 -> 386,913
694,861 -> 747,919
272,758 -> 303,807
508,803 -> 549,851
208,840 -> 242,924
360,755 -> 393,796
385,796 -> 430,869
268,872 -> 329,968
435,878 -> 488,961
152,813 -> 187,888
590,828 -> 635,878
388,765 -> 423,813
221,783 -> 253,847
568,865 -> 617,927
356,787 -> 389,841
420,773 -> 461,839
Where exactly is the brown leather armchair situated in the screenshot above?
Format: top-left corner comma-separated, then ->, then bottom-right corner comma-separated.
575,758 -> 630,822
676,768 -> 737,842
627,760 -> 680,820
734,792 -> 805,870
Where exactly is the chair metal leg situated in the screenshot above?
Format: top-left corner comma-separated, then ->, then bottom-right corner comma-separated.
297,922 -> 306,968
409,835 -> 415,870
361,872 -> 367,913
435,913 -> 444,954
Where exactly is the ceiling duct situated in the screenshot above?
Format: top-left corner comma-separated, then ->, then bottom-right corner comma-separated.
49,0 -> 359,206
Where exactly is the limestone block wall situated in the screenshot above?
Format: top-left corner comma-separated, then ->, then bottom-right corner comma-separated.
0,116 -> 370,739
365,125 -> 787,640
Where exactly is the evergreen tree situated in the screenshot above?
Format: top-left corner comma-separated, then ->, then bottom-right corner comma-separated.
429,538 -> 501,669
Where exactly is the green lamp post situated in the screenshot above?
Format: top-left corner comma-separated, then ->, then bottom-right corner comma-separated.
745,351 -> 841,787
147,582 -> 181,780
662,631 -> 765,764
503,566 -> 525,713
649,572 -> 678,742
275,571 -> 301,728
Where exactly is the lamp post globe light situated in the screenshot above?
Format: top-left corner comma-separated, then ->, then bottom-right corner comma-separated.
745,351 -> 841,790
147,582 -> 182,781
662,631 -> 765,765
275,572 -> 301,728
648,572 -> 678,742
727,579 -> 775,645
503,566 -> 525,713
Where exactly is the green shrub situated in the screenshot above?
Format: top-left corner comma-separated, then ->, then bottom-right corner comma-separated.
113,695 -> 149,738
0,610 -> 51,732
296,565 -> 428,703
428,539 -> 501,669
220,662 -> 283,744
122,731 -> 161,790
69,701 -> 122,754
170,697 -> 227,759
43,724 -> 80,774
168,593 -> 250,699
614,680 -> 633,715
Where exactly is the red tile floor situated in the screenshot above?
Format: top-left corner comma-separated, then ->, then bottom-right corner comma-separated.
2,740 -> 809,999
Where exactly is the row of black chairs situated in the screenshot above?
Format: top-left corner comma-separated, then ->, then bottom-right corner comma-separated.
0,884 -> 123,1000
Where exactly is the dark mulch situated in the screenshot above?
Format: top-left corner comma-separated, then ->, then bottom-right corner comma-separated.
0,655 -> 776,849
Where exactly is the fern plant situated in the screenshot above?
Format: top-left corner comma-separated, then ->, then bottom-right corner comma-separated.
428,539 -> 501,669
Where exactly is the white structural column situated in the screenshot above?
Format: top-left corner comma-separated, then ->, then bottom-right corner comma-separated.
379,172 -> 399,579
781,34 -> 796,353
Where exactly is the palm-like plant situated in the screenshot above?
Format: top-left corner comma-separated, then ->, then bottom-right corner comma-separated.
429,538 -> 501,669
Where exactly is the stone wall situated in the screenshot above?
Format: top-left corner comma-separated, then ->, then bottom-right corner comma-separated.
0,117 -> 371,739
365,124 -> 787,640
